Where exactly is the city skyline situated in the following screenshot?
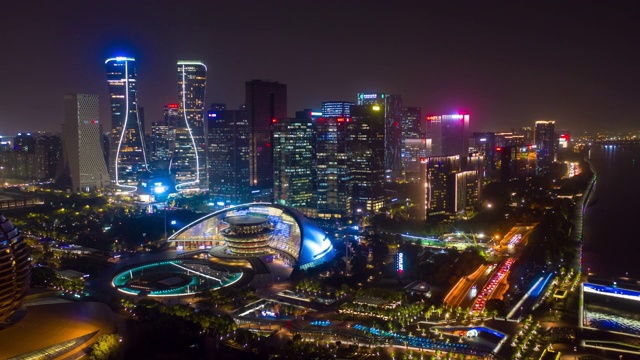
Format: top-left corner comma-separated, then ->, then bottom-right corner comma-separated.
1,1 -> 639,134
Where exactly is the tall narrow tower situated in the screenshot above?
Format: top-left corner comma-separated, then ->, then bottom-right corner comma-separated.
105,57 -> 148,192
534,120 -> 556,175
62,94 -> 110,192
173,61 -> 207,191
245,80 -> 287,200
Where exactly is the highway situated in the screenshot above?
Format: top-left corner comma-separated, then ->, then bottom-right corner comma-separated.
444,264 -> 492,309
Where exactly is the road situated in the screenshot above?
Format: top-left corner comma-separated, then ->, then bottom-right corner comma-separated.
444,264 -> 491,309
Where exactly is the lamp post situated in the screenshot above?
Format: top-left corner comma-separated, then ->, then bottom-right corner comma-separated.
164,207 -> 168,241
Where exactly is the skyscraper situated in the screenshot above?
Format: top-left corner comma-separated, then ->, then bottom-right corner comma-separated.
426,155 -> 460,218
401,107 -> 423,178
61,94 -> 110,192
245,80 -> 287,199
349,104 -> 385,214
315,113 -> 352,219
273,115 -> 314,210
534,120 -> 556,175
455,170 -> 479,215
173,61 -> 207,191
105,57 -> 148,192
357,93 -> 403,180
150,122 -> 174,165
207,104 -> 251,207
426,114 -> 470,158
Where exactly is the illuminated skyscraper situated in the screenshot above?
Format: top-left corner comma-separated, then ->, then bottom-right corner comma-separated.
426,114 -> 470,157
534,120 -> 556,175
105,57 -> 148,192
150,122 -> 174,164
455,170 -> 479,214
273,115 -> 314,209
172,61 -> 207,191
245,80 -> 287,199
349,104 -> 385,214
425,155 -> 460,217
357,93 -> 403,180
315,114 -> 352,219
207,104 -> 251,207
61,94 -> 110,192
401,107 -> 423,178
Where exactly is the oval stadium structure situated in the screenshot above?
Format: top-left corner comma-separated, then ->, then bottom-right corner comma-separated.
168,203 -> 335,270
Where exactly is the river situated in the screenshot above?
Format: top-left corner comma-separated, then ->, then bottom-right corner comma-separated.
582,144 -> 640,279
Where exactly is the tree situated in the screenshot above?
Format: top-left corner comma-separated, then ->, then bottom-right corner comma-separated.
89,334 -> 121,360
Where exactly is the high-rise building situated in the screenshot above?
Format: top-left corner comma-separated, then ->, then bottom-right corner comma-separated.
105,57 -> 148,192
401,107 -> 422,140
3,133 -> 38,180
273,115 -> 314,210
357,93 -> 403,180
0,132 -> 63,183
207,104 -> 251,207
245,80 -> 287,199
426,114 -> 470,158
455,170 -> 479,214
0,214 -> 30,323
401,107 -> 423,179
172,61 -> 207,192
498,145 -> 536,182
471,132 -> 497,180
349,104 -> 385,214
315,115 -> 352,219
322,101 -> 354,117
164,103 -> 180,128
425,155 -> 460,218
150,122 -> 174,165
534,120 -> 556,175
403,139 -> 430,182
36,134 -> 62,180
61,94 -> 110,192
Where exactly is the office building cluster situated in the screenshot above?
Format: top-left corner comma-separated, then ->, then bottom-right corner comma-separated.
0,55 -> 562,221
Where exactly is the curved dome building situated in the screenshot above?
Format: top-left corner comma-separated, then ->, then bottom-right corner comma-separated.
0,214 -> 30,323
169,203 -> 335,270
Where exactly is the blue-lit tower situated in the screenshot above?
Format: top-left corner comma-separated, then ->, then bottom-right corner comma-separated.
105,57 -> 149,192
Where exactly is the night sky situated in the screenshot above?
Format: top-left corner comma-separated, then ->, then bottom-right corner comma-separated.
1,0 -> 638,135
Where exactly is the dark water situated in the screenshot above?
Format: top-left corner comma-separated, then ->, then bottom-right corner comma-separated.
582,145 -> 640,279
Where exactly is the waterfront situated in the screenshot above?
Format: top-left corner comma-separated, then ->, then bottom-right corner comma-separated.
583,144 -> 640,279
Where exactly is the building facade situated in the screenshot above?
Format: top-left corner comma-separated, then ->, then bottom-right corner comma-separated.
245,80 -> 288,200
455,170 -> 479,215
426,114 -> 470,158
315,115 -> 352,219
173,61 -> 207,191
349,104 -> 385,214
105,57 -> 148,192
357,93 -> 403,180
426,155 -> 460,217
62,94 -> 110,192
207,104 -> 251,208
273,116 -> 314,210
534,120 -> 556,175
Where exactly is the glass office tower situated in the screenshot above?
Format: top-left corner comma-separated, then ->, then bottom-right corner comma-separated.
105,57 -> 148,192
172,61 -> 207,191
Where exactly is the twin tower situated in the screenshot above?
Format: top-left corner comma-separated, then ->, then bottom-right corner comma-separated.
105,57 -> 206,193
